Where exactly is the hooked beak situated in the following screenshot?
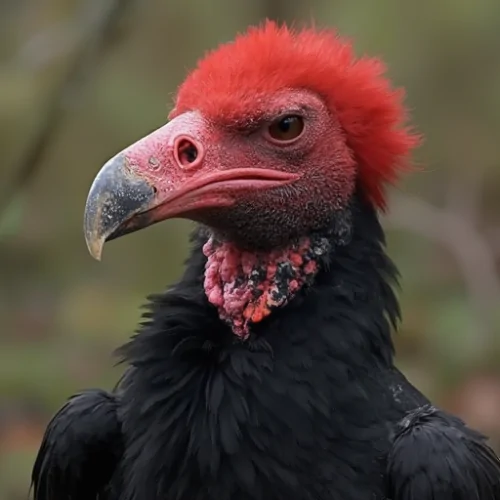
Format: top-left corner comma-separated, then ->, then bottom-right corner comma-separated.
84,113 -> 300,260
83,153 -> 157,260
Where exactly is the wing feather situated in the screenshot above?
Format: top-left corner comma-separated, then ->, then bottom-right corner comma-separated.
386,405 -> 500,499
32,389 -> 122,500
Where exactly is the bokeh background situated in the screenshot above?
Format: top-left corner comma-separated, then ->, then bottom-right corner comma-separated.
1,0 -> 500,498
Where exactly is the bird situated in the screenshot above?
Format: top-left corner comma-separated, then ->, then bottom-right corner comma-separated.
32,21 -> 500,500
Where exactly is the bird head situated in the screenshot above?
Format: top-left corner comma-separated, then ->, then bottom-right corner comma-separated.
84,21 -> 420,337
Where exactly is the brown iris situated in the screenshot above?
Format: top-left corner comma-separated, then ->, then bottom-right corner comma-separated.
268,115 -> 304,142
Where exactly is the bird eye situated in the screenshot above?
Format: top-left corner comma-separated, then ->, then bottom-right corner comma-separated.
267,115 -> 304,142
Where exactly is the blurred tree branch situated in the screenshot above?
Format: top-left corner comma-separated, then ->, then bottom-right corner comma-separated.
445,166 -> 486,223
0,0 -> 139,218
485,227 -> 500,259
386,190 -> 500,345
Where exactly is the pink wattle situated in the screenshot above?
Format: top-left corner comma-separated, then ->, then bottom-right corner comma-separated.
202,235 -> 330,339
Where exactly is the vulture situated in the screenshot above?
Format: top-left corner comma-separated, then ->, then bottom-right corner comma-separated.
32,21 -> 500,500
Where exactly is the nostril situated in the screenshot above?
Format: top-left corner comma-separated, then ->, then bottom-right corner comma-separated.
179,140 -> 198,164
174,137 -> 202,168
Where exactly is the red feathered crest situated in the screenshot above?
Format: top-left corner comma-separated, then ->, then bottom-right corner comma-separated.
171,21 -> 420,209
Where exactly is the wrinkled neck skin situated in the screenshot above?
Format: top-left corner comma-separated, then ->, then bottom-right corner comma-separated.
202,203 -> 352,340
201,205 -> 355,339
202,232 -> 332,339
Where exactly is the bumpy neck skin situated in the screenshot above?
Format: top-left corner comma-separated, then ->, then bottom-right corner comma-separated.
202,233 -> 332,339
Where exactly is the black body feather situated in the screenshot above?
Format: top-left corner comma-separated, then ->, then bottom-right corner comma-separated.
32,198 -> 500,500
31,389 -> 122,500
387,405 -> 500,499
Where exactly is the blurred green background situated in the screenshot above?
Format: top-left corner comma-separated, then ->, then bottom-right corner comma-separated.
1,0 -> 500,498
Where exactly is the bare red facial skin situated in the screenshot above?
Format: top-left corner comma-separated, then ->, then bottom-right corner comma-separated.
115,110 -> 302,234
180,90 -> 357,250
123,112 -> 207,189
102,90 -> 354,252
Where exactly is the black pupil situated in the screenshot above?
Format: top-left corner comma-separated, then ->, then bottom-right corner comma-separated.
279,116 -> 294,133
